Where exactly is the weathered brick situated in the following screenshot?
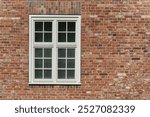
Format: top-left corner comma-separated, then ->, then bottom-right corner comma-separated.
0,0 -> 150,99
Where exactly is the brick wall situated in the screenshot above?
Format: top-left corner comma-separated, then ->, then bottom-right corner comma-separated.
0,0 -> 150,99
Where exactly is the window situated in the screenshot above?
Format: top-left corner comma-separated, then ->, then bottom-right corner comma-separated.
29,15 -> 81,84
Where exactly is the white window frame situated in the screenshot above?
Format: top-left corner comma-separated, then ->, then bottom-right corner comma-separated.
29,15 -> 81,85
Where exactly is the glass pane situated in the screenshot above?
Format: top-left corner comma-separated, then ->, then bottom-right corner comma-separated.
67,59 -> 75,68
58,33 -> 66,42
67,70 -> 75,79
67,33 -> 75,42
35,70 -> 42,79
44,33 -> 52,42
58,59 -> 66,68
44,48 -> 52,57
44,70 -> 52,79
35,22 -> 43,31
44,22 -> 52,31
35,59 -> 43,68
58,22 -> 66,31
35,48 -> 43,57
68,22 -> 75,31
44,59 -> 52,68
58,70 -> 66,79
67,49 -> 75,58
58,49 -> 66,58
35,33 -> 43,42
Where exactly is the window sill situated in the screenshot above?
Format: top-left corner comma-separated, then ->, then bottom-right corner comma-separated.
28,82 -> 81,85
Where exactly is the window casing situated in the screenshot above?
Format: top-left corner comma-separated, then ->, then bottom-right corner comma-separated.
29,15 -> 81,84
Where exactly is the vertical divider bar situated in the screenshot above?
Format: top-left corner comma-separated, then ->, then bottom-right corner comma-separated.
42,49 -> 43,79
66,22 -> 68,79
53,19 -> 57,83
66,48 -> 67,79
42,22 -> 44,79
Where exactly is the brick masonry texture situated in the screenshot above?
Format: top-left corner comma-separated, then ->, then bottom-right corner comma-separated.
0,0 -> 150,99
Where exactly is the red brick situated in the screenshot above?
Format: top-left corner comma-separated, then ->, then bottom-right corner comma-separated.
0,0 -> 150,99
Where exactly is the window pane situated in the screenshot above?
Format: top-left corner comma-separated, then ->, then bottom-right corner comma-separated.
44,33 -> 52,42
35,48 -> 43,57
35,33 -> 43,42
35,22 -> 43,31
67,59 -> 75,68
58,33 -> 66,42
67,70 -> 75,79
44,48 -> 52,57
35,59 -> 43,68
58,49 -> 66,58
44,70 -> 52,79
58,22 -> 66,31
35,70 -> 42,79
58,59 -> 66,68
67,49 -> 75,58
58,70 -> 66,79
44,22 -> 52,31
68,22 -> 75,31
44,59 -> 52,68
67,33 -> 75,42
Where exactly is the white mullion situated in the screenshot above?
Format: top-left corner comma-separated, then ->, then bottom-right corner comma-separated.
52,19 -> 57,83
66,22 -> 68,79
